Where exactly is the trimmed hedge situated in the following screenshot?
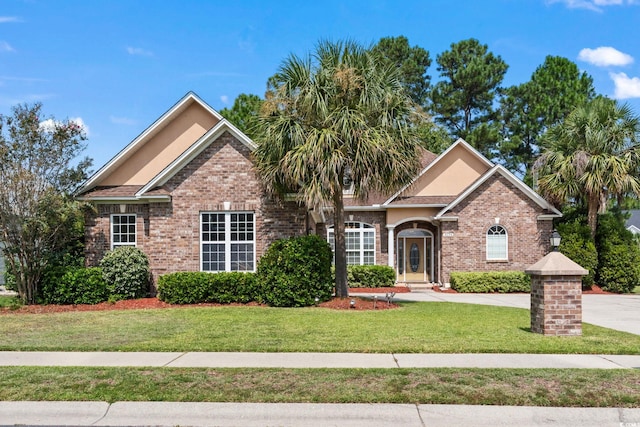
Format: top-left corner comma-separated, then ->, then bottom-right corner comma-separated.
40,267 -> 108,305
256,234 -> 333,307
450,271 -> 530,293
345,265 -> 396,288
157,271 -> 258,304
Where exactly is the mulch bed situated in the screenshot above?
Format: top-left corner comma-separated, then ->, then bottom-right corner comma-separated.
1,284 -> 616,315
1,288 -> 402,315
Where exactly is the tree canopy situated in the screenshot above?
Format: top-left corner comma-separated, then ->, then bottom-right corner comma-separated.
254,39 -> 422,297
219,93 -> 263,140
499,56 -> 595,178
535,97 -> 640,238
431,38 -> 508,158
0,103 -> 91,303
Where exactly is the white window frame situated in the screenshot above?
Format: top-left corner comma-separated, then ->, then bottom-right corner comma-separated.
486,225 -> 508,261
200,211 -> 256,272
110,214 -> 137,250
327,221 -> 376,265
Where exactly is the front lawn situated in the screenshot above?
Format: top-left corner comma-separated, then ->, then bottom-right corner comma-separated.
1,302 -> 639,354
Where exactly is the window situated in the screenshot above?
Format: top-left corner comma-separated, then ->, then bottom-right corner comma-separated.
111,214 -> 136,249
486,225 -> 507,260
201,212 -> 255,272
327,222 -> 375,265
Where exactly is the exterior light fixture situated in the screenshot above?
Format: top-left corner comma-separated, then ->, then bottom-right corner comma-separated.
350,299 -> 356,309
550,229 -> 561,252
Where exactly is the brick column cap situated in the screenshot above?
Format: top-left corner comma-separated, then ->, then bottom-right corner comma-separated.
525,251 -> 588,276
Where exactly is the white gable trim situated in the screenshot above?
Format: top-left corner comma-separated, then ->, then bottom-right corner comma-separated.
136,119 -> 257,197
383,138 -> 493,206
76,92 -> 222,195
435,165 -> 562,219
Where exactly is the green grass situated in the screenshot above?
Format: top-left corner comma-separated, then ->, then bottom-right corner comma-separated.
0,366 -> 638,407
633,286 -> 640,294
1,302 -> 639,354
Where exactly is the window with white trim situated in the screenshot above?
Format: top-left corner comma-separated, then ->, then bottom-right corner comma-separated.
111,214 -> 137,249
201,212 -> 255,272
486,225 -> 508,260
327,222 -> 375,265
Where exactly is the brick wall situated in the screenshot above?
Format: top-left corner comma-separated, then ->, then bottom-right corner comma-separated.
440,174 -> 552,284
85,131 -> 307,287
530,274 -> 582,336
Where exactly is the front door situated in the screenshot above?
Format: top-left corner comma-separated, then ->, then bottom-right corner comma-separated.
397,229 -> 433,283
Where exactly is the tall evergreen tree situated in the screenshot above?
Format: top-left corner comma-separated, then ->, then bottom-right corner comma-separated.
371,35 -> 431,106
430,38 -> 508,158
499,56 -> 595,178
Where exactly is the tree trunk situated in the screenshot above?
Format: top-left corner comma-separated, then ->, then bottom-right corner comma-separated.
587,191 -> 600,240
333,191 -> 349,298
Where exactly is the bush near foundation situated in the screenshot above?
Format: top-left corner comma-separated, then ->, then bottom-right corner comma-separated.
450,271 -> 530,293
343,265 -> 396,288
257,234 -> 333,307
40,267 -> 108,305
100,247 -> 150,300
157,271 -> 258,304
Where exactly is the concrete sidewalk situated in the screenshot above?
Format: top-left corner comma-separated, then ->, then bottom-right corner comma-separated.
1,351 -> 640,369
2,401 -> 640,427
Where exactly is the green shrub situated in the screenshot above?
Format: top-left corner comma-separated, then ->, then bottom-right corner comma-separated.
257,234 -> 333,307
450,271 -> 531,293
100,247 -> 150,300
596,211 -> 640,293
40,267 -> 108,305
557,219 -> 597,289
157,271 -> 258,304
345,265 -> 396,288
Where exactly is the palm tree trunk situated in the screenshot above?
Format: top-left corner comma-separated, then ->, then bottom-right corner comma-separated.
333,191 -> 349,298
587,192 -> 600,239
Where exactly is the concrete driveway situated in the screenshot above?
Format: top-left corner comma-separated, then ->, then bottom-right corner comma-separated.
386,291 -> 640,336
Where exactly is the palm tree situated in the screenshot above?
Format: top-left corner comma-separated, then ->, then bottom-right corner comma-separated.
535,97 -> 640,238
254,40 -> 422,298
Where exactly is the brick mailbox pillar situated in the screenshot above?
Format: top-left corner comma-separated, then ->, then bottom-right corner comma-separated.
525,252 -> 588,336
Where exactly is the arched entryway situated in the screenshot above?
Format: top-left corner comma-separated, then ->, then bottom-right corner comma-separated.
396,229 -> 433,283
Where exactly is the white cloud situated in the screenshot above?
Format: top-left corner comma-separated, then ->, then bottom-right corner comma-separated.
39,117 -> 90,136
0,16 -> 20,23
110,115 -> 137,125
548,0 -> 639,12
610,72 -> 640,99
578,47 -> 634,66
220,95 -> 229,104
0,41 -> 14,52
126,46 -> 153,56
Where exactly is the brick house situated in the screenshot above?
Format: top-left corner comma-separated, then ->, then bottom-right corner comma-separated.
77,92 -> 561,288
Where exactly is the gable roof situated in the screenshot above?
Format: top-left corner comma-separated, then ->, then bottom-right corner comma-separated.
383,138 -> 493,206
434,164 -> 562,219
135,119 -> 256,197
76,92 -> 223,197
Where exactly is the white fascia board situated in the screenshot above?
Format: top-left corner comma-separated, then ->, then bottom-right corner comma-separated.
538,214 -> 562,220
135,120 -> 257,197
385,204 -> 448,209
383,138 -> 494,206
344,205 -> 387,211
76,92 -> 221,196
78,196 -> 171,203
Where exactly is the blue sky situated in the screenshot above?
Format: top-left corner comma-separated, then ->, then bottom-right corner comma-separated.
2,0 -> 640,169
